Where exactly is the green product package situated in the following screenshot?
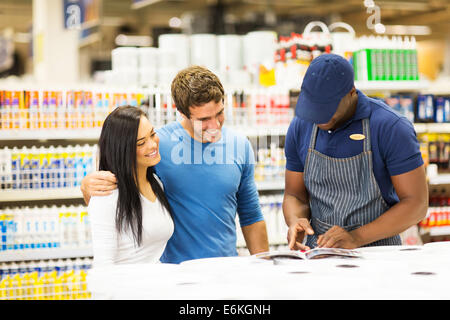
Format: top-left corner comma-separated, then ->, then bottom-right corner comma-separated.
382,49 -> 392,81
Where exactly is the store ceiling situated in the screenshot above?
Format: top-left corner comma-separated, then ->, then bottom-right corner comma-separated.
0,0 -> 449,39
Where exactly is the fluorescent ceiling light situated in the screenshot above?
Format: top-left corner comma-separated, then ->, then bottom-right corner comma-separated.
364,0 -> 375,8
169,17 -> 182,28
374,23 -> 386,34
131,0 -> 163,10
383,25 -> 431,35
14,32 -> 31,43
115,34 -> 153,47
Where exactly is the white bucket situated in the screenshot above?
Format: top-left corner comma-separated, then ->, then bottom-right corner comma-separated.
243,31 -> 277,73
190,33 -> 218,71
139,68 -> 157,87
217,34 -> 243,72
328,22 -> 356,58
138,47 -> 159,70
158,34 -> 190,70
303,21 -> 332,60
111,47 -> 139,71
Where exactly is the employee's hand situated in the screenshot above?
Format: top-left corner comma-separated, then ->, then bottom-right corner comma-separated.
317,226 -> 361,249
81,171 -> 117,200
287,218 -> 314,251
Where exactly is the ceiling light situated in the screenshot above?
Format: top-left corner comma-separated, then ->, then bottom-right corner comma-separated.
383,25 -> 431,36
374,23 -> 386,34
169,17 -> 182,28
364,0 -> 375,8
115,34 -> 153,47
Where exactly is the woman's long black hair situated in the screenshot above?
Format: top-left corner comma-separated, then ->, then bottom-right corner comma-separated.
98,106 -> 173,246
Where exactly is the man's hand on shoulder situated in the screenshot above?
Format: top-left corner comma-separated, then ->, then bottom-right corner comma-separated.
80,171 -> 117,205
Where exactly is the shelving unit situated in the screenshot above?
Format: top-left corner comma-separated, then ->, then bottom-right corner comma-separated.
0,129 -> 102,141
355,80 -> 430,92
255,179 -> 284,191
0,188 -> 83,202
0,248 -> 93,263
0,126 -> 289,141
1,81 -> 449,279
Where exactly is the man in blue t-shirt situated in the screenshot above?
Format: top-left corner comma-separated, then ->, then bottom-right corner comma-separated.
284,54 -> 428,250
81,66 -> 268,263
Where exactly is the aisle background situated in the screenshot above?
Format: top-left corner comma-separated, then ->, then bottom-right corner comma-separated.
0,0 -> 450,300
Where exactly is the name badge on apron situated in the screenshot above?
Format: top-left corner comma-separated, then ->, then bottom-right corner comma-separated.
349,134 -> 365,141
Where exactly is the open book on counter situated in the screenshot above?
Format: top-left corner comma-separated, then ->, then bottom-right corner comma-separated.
254,248 -> 363,260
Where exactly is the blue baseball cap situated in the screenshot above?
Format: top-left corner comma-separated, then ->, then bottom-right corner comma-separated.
295,53 -> 355,124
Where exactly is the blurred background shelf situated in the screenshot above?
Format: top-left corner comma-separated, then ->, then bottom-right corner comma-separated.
0,188 -> 83,202
0,129 -> 101,141
255,180 -> 285,191
0,247 -> 93,262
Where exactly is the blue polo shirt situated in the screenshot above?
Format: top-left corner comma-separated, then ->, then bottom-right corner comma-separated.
154,122 -> 264,264
285,89 -> 424,207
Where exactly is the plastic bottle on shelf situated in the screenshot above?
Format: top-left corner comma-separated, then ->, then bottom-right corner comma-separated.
409,36 -> 419,80
8,261 -> 19,277
0,262 -> 7,280
38,146 -> 48,189
426,95 -> 435,122
83,144 -> 94,179
1,147 -> 11,190
11,91 -> 20,130
0,208 -> 6,251
13,207 -> 23,250
435,96 -> 445,123
402,36 -> 412,81
49,205 -> 60,249
11,147 -> 20,189
21,207 -> 31,250
73,145 -> 84,187
3,207 -> 14,251
29,146 -> 40,189
381,36 -> 392,81
58,205 -> 68,248
1,90 -> 11,130
29,90 -> 40,130
55,146 -> 65,188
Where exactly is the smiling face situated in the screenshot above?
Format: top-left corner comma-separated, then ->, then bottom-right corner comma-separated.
136,115 -> 161,169
183,100 -> 225,143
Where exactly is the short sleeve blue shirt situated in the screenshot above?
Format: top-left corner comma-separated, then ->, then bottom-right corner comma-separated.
285,90 -> 424,207
154,122 -> 264,264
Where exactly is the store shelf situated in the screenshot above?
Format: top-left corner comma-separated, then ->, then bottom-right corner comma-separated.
355,80 -> 429,92
256,180 -> 285,191
414,123 -> 450,134
0,129 -> 101,141
0,126 -> 289,141
0,182 -> 284,202
0,188 -> 83,202
429,226 -> 450,237
428,174 -> 450,186
231,126 -> 289,137
421,79 -> 450,95
0,247 -> 93,262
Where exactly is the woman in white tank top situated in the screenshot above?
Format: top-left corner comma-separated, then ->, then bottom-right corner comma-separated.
88,106 -> 174,267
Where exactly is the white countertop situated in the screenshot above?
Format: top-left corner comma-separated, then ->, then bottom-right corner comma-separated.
87,242 -> 450,300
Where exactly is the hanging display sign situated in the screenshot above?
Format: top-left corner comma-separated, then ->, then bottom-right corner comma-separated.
64,0 -> 101,30
0,35 -> 14,73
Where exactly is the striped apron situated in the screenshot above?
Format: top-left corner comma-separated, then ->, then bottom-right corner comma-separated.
303,118 -> 401,248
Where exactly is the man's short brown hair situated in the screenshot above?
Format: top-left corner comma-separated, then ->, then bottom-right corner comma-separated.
171,65 -> 224,118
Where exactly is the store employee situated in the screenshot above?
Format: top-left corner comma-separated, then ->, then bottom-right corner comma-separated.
283,53 -> 428,250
